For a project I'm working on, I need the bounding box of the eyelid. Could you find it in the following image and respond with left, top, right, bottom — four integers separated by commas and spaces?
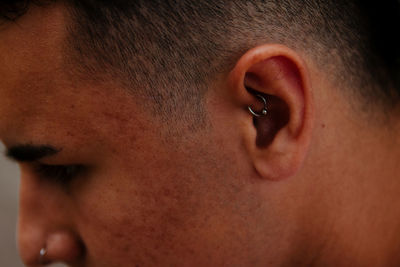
35, 164, 83, 184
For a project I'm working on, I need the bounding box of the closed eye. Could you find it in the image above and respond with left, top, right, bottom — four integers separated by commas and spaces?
35, 164, 83, 184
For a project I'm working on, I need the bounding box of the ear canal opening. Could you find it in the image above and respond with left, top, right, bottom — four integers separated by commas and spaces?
252, 95, 290, 148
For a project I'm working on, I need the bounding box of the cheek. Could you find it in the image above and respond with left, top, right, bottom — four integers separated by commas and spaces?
71, 136, 258, 265
72, 159, 212, 265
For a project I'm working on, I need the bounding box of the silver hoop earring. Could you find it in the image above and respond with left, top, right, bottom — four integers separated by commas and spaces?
248, 94, 268, 117
39, 247, 47, 264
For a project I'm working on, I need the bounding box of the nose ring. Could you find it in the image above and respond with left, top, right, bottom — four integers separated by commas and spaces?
248, 94, 268, 117
39, 247, 47, 264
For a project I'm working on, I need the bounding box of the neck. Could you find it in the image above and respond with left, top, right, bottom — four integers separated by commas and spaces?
293, 103, 400, 266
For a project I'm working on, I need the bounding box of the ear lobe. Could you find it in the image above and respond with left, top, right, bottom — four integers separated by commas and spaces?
230, 45, 314, 180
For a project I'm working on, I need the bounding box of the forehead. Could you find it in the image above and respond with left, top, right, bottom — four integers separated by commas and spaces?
0, 4, 143, 150
0, 5, 58, 138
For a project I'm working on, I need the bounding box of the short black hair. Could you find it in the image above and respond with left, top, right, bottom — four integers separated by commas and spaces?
1, 0, 400, 127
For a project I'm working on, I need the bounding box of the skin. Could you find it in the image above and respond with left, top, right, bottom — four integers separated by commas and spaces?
1, 3, 400, 267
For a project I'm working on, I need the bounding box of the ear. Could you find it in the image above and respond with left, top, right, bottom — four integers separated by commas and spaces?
228, 44, 314, 180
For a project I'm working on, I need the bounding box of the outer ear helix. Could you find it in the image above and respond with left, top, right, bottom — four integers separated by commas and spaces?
248, 94, 268, 117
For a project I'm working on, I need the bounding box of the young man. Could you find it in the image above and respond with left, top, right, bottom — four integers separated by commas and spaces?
0, 1, 399, 266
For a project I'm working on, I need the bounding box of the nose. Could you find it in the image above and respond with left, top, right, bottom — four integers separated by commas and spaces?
17, 171, 84, 266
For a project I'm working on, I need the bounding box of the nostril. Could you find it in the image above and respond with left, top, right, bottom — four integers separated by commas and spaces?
18, 228, 84, 266
17, 225, 45, 266
45, 231, 85, 264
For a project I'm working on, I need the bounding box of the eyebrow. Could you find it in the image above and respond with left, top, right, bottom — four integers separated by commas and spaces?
5, 145, 61, 162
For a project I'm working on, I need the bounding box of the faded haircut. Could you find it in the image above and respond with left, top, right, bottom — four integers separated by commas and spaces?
1, 0, 400, 126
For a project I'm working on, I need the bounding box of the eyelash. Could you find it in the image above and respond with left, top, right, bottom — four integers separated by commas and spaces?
35, 164, 83, 184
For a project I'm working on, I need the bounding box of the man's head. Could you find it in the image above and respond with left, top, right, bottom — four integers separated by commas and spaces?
0, 1, 400, 266
2, 0, 400, 121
